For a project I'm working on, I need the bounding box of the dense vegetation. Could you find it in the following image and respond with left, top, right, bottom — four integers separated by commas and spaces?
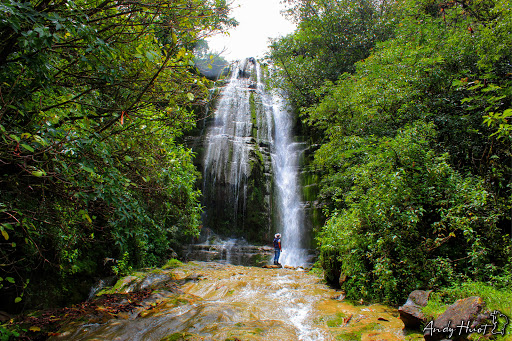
270, 0, 511, 304
0, 0, 235, 311
1, 0, 510, 321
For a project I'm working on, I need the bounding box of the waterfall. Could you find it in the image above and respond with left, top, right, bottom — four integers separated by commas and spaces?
201, 58, 309, 267
202, 59, 254, 233
269, 92, 307, 267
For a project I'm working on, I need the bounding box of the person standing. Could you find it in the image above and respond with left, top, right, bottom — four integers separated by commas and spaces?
273, 233, 282, 265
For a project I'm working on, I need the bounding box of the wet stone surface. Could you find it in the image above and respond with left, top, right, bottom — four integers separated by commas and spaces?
49, 262, 405, 341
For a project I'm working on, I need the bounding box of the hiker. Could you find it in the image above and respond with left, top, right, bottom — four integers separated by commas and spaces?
273, 233, 282, 265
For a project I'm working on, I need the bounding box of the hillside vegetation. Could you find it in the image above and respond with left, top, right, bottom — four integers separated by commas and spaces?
270, 0, 511, 304
0, 0, 235, 310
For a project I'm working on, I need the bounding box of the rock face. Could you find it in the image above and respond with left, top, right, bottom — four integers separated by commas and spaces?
423, 296, 486, 341
398, 290, 432, 328
182, 240, 273, 267
199, 59, 273, 245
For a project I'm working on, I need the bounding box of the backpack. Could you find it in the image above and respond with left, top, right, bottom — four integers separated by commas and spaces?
273, 238, 280, 249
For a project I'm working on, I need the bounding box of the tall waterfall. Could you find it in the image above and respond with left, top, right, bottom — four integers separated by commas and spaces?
202, 59, 254, 235
270, 95, 307, 267
201, 58, 308, 266
255, 64, 307, 267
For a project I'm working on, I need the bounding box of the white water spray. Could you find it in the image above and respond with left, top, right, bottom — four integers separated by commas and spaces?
270, 94, 308, 267
202, 58, 309, 267
202, 59, 253, 227
255, 63, 308, 267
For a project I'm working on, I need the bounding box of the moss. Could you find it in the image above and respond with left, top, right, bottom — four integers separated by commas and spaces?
324, 312, 348, 327
249, 91, 258, 138
333, 322, 381, 340
161, 332, 194, 341
162, 258, 184, 270
404, 331, 426, 341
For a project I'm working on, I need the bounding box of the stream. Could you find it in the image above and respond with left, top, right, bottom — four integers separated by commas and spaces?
51, 262, 407, 341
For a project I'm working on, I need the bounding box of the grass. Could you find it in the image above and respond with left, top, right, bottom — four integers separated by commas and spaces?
421, 281, 512, 340
162, 258, 184, 270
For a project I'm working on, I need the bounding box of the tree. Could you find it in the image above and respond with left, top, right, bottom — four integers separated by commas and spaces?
0, 0, 236, 311
272, 0, 511, 303
268, 0, 395, 111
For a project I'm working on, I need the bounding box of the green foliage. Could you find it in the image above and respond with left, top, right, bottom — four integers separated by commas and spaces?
193, 40, 230, 80
269, 0, 396, 110
112, 252, 133, 277
0, 325, 20, 341
423, 282, 512, 339
426, 282, 512, 317
0, 0, 235, 311
162, 258, 184, 270
272, 0, 512, 304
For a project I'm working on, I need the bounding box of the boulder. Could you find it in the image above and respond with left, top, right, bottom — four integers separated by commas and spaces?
399, 290, 432, 328
424, 296, 486, 341
408, 289, 433, 307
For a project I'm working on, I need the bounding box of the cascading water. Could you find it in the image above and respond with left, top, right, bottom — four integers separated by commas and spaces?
202, 59, 254, 233
200, 58, 309, 267
270, 94, 308, 267
254, 64, 308, 266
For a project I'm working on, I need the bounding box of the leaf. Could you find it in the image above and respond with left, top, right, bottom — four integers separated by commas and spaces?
15, 297, 22, 303
29, 326, 41, 332
31, 170, 46, 177
124, 155, 134, 162
1, 229, 9, 240
145, 51, 155, 62
187, 93, 195, 101
6, 277, 15, 284
84, 213, 92, 223
21, 143, 35, 152
82, 166, 95, 174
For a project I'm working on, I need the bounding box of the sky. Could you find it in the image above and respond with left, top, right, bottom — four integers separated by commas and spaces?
207, 0, 297, 61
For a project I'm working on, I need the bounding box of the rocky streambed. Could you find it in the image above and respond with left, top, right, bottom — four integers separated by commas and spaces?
15, 261, 412, 340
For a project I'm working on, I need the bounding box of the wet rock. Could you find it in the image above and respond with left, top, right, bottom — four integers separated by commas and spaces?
424, 296, 486, 341
331, 292, 346, 301
262, 264, 282, 269
399, 290, 432, 328
399, 304, 427, 328
138, 273, 173, 290
183, 241, 273, 266
183, 273, 203, 283
46, 262, 404, 341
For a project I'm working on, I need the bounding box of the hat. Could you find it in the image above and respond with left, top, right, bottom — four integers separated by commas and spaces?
275, 233, 281, 238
